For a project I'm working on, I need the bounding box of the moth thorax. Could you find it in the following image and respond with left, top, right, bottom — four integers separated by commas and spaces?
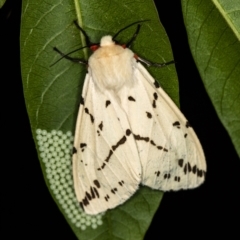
100, 36, 115, 47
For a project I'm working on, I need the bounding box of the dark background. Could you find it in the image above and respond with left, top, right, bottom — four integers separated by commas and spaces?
2, 0, 239, 239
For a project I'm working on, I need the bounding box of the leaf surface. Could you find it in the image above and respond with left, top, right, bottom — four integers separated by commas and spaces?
182, 0, 240, 157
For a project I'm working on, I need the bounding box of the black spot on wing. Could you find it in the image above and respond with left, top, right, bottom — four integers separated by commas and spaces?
86, 191, 92, 201
154, 80, 160, 88
128, 96, 136, 101
183, 162, 192, 174
82, 196, 89, 206
187, 162, 192, 172
197, 169, 203, 177
155, 171, 160, 177
105, 150, 113, 163
150, 140, 168, 152
80, 143, 87, 152
164, 173, 171, 179
111, 188, 118, 194
173, 121, 180, 129
79, 180, 101, 208
133, 131, 168, 152
104, 195, 110, 201
151, 91, 158, 108
153, 92, 158, 100
186, 121, 191, 128
112, 136, 127, 151
100, 163, 106, 169
192, 165, 197, 174
146, 112, 152, 118
156, 145, 168, 152
126, 129, 131, 136
80, 96, 84, 105
93, 179, 101, 188
90, 187, 95, 199
85, 108, 94, 123
98, 121, 103, 131
118, 180, 125, 186
179, 161, 205, 178
152, 100, 156, 108
93, 187, 99, 198
79, 202, 84, 210
106, 100, 111, 108
178, 159, 184, 167
80, 143, 87, 148
184, 133, 188, 138
174, 176, 181, 182
184, 164, 188, 174
72, 147, 77, 155
150, 140, 156, 146
133, 133, 149, 142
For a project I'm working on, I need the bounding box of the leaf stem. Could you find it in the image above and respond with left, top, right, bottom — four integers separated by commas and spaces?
74, 0, 88, 59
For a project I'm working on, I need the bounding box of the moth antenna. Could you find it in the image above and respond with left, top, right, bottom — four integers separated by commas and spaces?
125, 24, 141, 48
51, 46, 88, 66
112, 20, 150, 41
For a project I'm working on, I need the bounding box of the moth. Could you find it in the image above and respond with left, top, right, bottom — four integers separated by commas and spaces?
54, 21, 206, 215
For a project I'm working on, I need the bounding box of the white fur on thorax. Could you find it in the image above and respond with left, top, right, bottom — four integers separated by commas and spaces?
88, 36, 135, 92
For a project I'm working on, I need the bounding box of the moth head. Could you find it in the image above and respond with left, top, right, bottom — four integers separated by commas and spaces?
100, 36, 115, 47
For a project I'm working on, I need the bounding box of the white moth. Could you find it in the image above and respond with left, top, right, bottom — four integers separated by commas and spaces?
58, 23, 206, 215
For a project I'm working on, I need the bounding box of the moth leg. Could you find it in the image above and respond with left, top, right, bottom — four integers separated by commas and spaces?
73, 20, 91, 46
137, 57, 175, 68
52, 47, 87, 65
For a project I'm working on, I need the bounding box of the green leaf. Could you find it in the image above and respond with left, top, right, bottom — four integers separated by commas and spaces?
182, 0, 240, 157
21, 0, 177, 239
0, 0, 6, 8
212, 0, 240, 41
